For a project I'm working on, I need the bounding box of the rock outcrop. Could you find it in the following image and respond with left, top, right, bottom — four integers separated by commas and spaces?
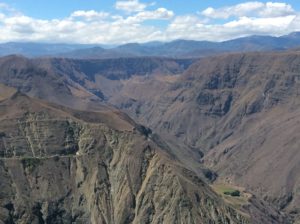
0, 89, 251, 224
0, 53, 295, 223
103, 52, 300, 222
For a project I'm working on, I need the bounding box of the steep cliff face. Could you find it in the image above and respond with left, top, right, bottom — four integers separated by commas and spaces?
0, 54, 294, 223
172, 53, 300, 220
0, 56, 192, 110
0, 55, 110, 111
0, 145, 249, 224
0, 90, 253, 224
103, 52, 300, 221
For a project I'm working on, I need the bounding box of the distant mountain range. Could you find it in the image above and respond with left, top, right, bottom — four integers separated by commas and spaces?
0, 42, 108, 57
1, 32, 300, 58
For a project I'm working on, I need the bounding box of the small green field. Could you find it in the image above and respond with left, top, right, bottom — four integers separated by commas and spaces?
211, 183, 251, 212
215, 185, 241, 196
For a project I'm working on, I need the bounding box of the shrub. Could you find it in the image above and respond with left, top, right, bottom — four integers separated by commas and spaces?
224, 190, 240, 197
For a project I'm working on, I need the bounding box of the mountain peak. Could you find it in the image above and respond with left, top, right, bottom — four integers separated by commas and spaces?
286, 31, 300, 38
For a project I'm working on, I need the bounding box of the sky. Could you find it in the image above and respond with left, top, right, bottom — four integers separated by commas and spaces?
0, 0, 300, 44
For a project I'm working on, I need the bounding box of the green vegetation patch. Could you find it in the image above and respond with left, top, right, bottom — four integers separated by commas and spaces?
213, 184, 240, 196
212, 183, 250, 218
224, 190, 240, 197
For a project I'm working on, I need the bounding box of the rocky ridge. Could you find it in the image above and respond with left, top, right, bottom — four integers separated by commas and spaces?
0, 86, 254, 224
0, 53, 295, 223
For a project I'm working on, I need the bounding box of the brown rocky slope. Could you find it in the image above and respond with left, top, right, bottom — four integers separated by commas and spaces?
102, 51, 300, 222
0, 54, 293, 223
0, 85, 256, 224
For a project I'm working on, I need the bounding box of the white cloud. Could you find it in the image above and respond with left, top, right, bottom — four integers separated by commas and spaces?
224, 15, 295, 29
165, 14, 299, 42
115, 0, 153, 13
259, 2, 294, 17
0, 2, 20, 16
0, 2, 14, 11
167, 15, 203, 35
138, 8, 174, 20
124, 8, 174, 23
0, 7, 171, 44
70, 10, 109, 21
0, 12, 5, 20
201, 1, 294, 19
0, 1, 299, 44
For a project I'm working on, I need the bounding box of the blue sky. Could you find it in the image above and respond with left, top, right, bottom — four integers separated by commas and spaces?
0, 0, 300, 43
4, 0, 300, 19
